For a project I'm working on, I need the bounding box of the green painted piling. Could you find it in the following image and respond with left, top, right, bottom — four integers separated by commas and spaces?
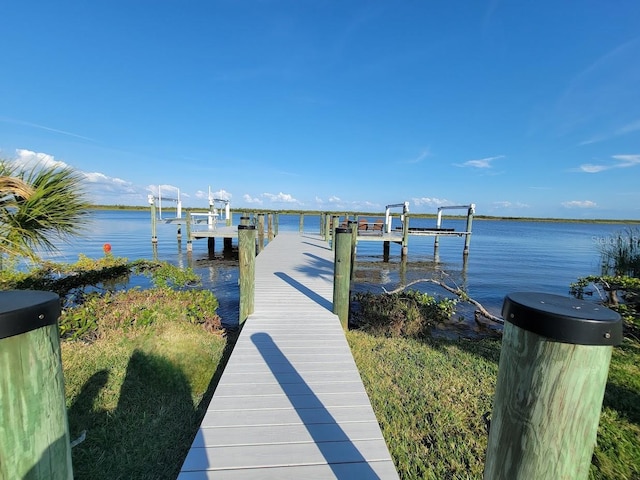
483, 292, 622, 480
267, 213, 274, 242
238, 225, 256, 324
333, 227, 353, 329
240, 216, 250, 226
324, 214, 331, 242
257, 214, 265, 254
0, 291, 73, 480
299, 213, 304, 233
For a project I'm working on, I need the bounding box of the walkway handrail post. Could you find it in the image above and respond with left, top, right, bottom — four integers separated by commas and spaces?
186, 211, 193, 252
299, 213, 304, 233
257, 214, 265, 254
463, 204, 475, 256
333, 227, 353, 329
0, 291, 73, 480
483, 292, 622, 480
238, 225, 256, 325
324, 214, 331, 242
267, 213, 274, 242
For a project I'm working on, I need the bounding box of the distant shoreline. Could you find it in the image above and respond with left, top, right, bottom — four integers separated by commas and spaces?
90, 204, 640, 225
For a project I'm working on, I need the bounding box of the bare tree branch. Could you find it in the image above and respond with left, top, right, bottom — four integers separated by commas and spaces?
382, 278, 504, 324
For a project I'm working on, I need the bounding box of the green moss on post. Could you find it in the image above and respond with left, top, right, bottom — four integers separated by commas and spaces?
238, 225, 256, 325
0, 291, 73, 480
333, 227, 353, 329
484, 292, 622, 480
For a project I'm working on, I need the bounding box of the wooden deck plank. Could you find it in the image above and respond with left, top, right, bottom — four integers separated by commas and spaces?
180, 232, 399, 479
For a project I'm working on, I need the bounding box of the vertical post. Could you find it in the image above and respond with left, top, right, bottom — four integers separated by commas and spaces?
240, 216, 250, 226
299, 213, 304, 233
238, 225, 256, 325
207, 237, 215, 257
274, 213, 279, 236
186, 211, 193, 252
333, 227, 353, 329
383, 241, 390, 262
226, 202, 231, 226
0, 291, 73, 480
434, 207, 442, 250
401, 213, 409, 258
257, 214, 265, 254
267, 213, 274, 242
320, 213, 325, 236
324, 214, 331, 242
149, 195, 158, 244
463, 204, 475, 256
484, 292, 622, 480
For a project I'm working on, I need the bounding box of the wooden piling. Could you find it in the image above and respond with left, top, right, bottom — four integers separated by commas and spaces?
463, 205, 474, 256
324, 214, 331, 242
207, 237, 215, 256
401, 213, 409, 257
274, 213, 279, 236
257, 214, 265, 254
484, 292, 622, 480
186, 211, 193, 252
383, 241, 390, 261
240, 216, 250, 226
0, 291, 73, 480
333, 227, 353, 329
299, 213, 304, 233
238, 225, 256, 325
267, 213, 274, 242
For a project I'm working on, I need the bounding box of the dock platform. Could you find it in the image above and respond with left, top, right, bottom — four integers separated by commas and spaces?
178, 232, 399, 479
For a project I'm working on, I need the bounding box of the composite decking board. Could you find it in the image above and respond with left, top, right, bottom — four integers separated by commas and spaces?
177, 460, 398, 480
181, 232, 399, 479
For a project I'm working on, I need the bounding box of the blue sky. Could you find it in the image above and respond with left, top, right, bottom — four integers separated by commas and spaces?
1, 1, 639, 219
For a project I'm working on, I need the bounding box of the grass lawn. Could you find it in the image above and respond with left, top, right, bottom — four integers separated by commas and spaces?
61, 288, 229, 480
348, 331, 640, 480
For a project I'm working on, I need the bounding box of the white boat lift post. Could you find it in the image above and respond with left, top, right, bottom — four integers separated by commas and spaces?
148, 186, 183, 244
384, 202, 410, 257
434, 203, 475, 255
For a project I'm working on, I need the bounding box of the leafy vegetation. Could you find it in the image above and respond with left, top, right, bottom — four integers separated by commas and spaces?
0, 160, 90, 262
350, 290, 457, 337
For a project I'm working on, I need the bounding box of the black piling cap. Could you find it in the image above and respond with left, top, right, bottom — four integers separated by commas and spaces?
238, 225, 256, 230
0, 290, 61, 339
335, 227, 352, 234
502, 292, 622, 346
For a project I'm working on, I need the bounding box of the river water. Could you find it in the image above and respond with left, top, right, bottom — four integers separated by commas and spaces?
38, 209, 636, 331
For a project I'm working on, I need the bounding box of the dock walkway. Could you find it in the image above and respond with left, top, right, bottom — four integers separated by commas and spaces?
178, 232, 399, 479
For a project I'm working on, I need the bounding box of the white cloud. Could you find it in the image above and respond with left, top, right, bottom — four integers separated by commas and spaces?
315, 196, 324, 204
457, 155, 504, 168
492, 201, 530, 209
412, 197, 452, 207
328, 196, 341, 203
262, 192, 299, 204
406, 148, 431, 164
577, 154, 640, 173
211, 189, 232, 201
84, 172, 136, 193
243, 194, 263, 205
13, 148, 68, 170
147, 184, 181, 197
562, 200, 597, 208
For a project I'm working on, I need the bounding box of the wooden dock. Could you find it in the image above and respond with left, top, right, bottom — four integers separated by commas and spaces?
178, 232, 399, 479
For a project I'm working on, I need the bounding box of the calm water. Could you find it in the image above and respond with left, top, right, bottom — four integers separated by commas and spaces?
39, 210, 637, 328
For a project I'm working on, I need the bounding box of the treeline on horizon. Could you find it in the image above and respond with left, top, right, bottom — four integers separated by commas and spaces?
90, 204, 638, 224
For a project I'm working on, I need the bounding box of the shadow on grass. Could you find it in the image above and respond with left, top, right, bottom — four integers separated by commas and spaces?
67, 333, 238, 480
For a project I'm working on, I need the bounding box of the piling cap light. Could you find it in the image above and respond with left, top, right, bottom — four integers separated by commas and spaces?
502, 292, 622, 346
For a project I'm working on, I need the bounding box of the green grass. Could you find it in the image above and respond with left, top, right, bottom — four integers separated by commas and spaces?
61, 288, 230, 480
347, 332, 640, 480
